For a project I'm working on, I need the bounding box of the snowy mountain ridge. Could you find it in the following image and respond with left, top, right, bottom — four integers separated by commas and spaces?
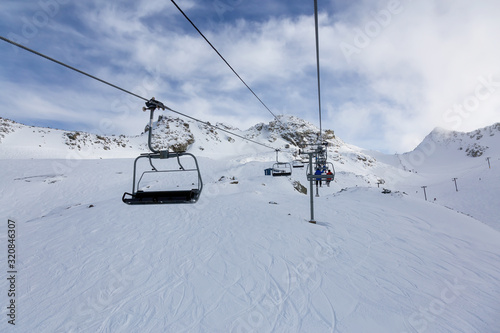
2, 115, 498, 162
413, 122, 500, 159
2, 116, 499, 156
0, 115, 344, 160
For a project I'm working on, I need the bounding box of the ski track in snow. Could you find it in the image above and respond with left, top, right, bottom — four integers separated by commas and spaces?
0, 151, 499, 333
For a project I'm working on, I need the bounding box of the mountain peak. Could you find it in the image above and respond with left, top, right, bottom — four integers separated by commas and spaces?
413, 123, 500, 159
247, 114, 337, 148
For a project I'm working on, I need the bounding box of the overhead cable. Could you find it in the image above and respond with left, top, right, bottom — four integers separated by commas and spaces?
313, 0, 323, 141
0, 35, 148, 103
170, 0, 285, 127
0, 35, 275, 151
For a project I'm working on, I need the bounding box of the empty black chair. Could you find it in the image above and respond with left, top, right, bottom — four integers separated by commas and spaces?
122, 98, 203, 205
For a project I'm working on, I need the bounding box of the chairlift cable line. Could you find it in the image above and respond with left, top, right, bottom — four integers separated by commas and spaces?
0, 35, 276, 151
0, 35, 148, 103
162, 107, 276, 150
170, 0, 286, 128
314, 0, 323, 141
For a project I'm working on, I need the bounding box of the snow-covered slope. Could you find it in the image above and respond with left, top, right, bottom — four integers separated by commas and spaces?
0, 158, 499, 332
0, 117, 144, 159
401, 123, 500, 170
0, 117, 499, 332
389, 124, 500, 230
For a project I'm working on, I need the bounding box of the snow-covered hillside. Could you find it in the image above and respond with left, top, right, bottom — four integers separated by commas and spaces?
0, 115, 338, 160
0, 117, 499, 332
390, 123, 500, 230
0, 117, 144, 159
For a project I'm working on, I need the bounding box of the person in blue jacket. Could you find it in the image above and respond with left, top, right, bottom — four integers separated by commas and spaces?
315, 168, 323, 187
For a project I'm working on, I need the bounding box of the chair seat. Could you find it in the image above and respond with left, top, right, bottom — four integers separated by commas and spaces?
272, 171, 292, 176
122, 189, 200, 205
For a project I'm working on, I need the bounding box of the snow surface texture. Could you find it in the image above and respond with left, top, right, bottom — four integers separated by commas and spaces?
0, 116, 499, 332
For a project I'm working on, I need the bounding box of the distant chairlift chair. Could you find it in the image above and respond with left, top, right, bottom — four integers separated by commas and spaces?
271, 149, 292, 177
272, 162, 292, 176
305, 143, 336, 186
122, 98, 203, 205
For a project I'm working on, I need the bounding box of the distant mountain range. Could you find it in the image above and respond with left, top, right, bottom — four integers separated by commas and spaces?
1, 115, 498, 163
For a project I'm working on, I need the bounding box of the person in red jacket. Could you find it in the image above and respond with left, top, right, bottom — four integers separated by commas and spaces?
326, 169, 333, 187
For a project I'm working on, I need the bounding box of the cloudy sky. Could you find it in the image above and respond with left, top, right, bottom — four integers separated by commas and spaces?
1, 0, 499, 153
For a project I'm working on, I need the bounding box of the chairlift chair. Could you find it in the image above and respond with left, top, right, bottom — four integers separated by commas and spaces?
271, 149, 292, 176
306, 161, 335, 182
305, 142, 336, 185
322, 161, 335, 179
122, 98, 203, 205
122, 152, 203, 204
292, 159, 305, 168
272, 162, 292, 176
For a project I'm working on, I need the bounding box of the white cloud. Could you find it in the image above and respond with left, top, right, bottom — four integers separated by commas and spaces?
319, 0, 500, 151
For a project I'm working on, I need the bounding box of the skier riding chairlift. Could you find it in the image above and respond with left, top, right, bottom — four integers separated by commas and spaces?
314, 168, 323, 187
